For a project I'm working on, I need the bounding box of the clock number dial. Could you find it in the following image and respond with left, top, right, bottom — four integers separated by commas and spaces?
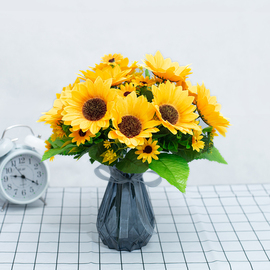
6, 168, 12, 174
19, 157, 25, 164
1, 153, 47, 202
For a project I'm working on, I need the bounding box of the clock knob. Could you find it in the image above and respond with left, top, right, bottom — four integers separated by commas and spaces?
0, 138, 14, 157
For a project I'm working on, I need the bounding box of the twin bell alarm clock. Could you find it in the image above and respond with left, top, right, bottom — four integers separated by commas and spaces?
0, 125, 49, 210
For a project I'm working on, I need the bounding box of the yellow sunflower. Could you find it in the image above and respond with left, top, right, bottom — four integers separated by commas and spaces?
195, 83, 230, 137
192, 129, 205, 152
50, 122, 66, 142
117, 83, 137, 97
62, 77, 117, 134
93, 55, 138, 76
180, 80, 197, 98
69, 127, 95, 146
101, 53, 123, 66
79, 65, 131, 86
38, 77, 80, 125
108, 92, 160, 148
143, 51, 192, 82
152, 81, 200, 135
118, 57, 138, 75
135, 138, 160, 163
132, 75, 156, 87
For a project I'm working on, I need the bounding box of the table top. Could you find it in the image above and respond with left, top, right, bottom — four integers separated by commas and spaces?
0, 184, 270, 270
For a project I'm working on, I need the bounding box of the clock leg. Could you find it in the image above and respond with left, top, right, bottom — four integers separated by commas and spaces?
39, 196, 47, 206
1, 200, 9, 212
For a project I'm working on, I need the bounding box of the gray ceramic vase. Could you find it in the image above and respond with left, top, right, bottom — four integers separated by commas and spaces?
96, 166, 155, 251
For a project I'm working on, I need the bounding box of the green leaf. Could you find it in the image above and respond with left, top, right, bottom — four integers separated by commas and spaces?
116, 149, 149, 174
89, 158, 95, 164
202, 126, 213, 133
143, 90, 154, 102
88, 141, 106, 163
62, 124, 72, 136
195, 146, 227, 164
74, 147, 90, 160
174, 148, 200, 162
149, 153, 189, 193
145, 69, 150, 78
48, 136, 70, 148
41, 144, 74, 161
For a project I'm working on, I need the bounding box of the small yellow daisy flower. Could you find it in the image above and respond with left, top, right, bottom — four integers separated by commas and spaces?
135, 138, 160, 163
104, 140, 112, 149
100, 149, 118, 164
192, 129, 205, 152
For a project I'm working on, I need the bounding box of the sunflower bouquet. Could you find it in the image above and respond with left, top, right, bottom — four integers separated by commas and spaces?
38, 51, 230, 192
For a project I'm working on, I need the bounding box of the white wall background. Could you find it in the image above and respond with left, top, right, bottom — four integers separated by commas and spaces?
0, 0, 269, 187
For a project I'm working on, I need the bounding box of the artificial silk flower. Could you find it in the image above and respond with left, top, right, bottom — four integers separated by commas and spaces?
62, 77, 116, 135
152, 80, 200, 135
108, 92, 160, 148
195, 83, 230, 137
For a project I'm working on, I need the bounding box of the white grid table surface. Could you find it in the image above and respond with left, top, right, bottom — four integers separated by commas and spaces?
0, 184, 270, 270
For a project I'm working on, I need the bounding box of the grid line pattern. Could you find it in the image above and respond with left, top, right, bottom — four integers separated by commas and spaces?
0, 184, 269, 270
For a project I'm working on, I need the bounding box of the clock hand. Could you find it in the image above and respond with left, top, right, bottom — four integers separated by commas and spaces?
11, 174, 38, 185
14, 166, 23, 176
24, 177, 39, 185
13, 166, 38, 185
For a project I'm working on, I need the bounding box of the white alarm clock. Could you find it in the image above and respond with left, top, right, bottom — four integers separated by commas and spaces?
0, 125, 49, 210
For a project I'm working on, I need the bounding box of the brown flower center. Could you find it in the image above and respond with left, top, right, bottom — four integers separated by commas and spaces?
79, 130, 86, 137
109, 58, 115, 63
159, 104, 179, 125
123, 91, 131, 97
118, 115, 142, 138
82, 98, 107, 121
143, 145, 152, 154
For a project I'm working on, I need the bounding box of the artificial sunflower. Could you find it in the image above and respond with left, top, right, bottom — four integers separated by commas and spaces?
135, 138, 160, 163
118, 57, 138, 74
108, 92, 160, 148
182, 80, 197, 98
195, 83, 230, 137
152, 81, 200, 135
62, 77, 116, 134
50, 122, 66, 141
38, 78, 80, 125
117, 83, 137, 97
69, 127, 94, 146
101, 53, 123, 66
143, 50, 192, 82
79, 65, 131, 86
132, 75, 156, 87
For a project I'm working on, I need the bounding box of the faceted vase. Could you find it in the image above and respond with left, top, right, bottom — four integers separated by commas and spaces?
96, 166, 155, 251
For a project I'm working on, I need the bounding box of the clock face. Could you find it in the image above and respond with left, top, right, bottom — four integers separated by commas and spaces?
1, 153, 48, 202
